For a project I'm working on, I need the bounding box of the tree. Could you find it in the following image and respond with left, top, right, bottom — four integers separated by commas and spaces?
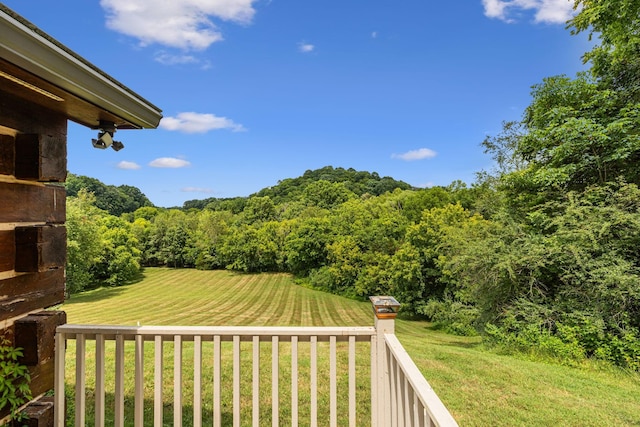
302, 180, 356, 209
570, 0, 640, 101
285, 217, 334, 275
243, 196, 277, 223
218, 221, 288, 272
66, 174, 154, 216
118, 184, 153, 211
93, 215, 142, 286
193, 210, 233, 270
326, 236, 363, 294
65, 190, 103, 293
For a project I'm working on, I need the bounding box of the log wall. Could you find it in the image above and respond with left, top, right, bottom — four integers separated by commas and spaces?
0, 90, 67, 423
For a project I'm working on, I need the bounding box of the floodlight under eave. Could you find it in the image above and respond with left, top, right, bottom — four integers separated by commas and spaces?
111, 140, 124, 151
92, 130, 113, 149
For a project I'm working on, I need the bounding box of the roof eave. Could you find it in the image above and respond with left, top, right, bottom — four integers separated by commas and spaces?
0, 7, 162, 129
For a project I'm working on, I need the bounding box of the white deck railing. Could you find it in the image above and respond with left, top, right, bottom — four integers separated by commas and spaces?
54, 300, 458, 426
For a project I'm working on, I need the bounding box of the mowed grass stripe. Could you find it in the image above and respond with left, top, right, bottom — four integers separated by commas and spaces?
213, 273, 282, 325
64, 269, 372, 327
265, 277, 295, 325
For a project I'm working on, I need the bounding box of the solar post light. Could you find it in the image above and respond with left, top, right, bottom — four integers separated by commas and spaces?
369, 296, 401, 319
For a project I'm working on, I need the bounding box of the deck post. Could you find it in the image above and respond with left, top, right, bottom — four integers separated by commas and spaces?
54, 329, 66, 427
370, 296, 400, 427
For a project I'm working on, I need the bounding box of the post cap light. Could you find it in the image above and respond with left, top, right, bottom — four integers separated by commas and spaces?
369, 296, 401, 319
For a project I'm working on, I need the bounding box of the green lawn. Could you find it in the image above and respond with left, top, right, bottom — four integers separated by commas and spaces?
61, 268, 640, 426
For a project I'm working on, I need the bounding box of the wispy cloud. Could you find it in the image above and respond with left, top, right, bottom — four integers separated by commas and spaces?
482, 0, 576, 24
160, 112, 246, 133
100, 0, 257, 51
371, 31, 378, 39
182, 187, 214, 193
154, 52, 199, 65
149, 157, 191, 168
298, 42, 315, 53
417, 182, 435, 188
391, 148, 437, 161
116, 161, 142, 170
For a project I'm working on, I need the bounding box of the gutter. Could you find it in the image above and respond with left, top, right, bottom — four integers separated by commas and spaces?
0, 5, 162, 129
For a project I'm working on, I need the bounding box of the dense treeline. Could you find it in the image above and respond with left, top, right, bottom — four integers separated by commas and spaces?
66, 0, 640, 370
66, 173, 154, 216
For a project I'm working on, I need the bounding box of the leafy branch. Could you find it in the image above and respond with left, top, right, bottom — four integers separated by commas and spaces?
0, 336, 32, 423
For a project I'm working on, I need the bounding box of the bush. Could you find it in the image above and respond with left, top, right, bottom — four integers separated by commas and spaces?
484, 323, 586, 366
484, 307, 640, 370
0, 337, 32, 422
419, 297, 479, 336
308, 267, 335, 291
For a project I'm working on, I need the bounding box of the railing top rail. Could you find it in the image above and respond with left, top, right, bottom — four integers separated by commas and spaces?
384, 333, 459, 427
57, 324, 376, 342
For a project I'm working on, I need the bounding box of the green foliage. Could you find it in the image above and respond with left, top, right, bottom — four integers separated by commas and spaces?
0, 336, 32, 423
242, 196, 277, 223
182, 167, 411, 210
447, 183, 640, 368
66, 191, 143, 293
93, 216, 142, 285
570, 0, 640, 101
285, 217, 333, 275
253, 166, 412, 204
419, 297, 479, 336
66, 190, 104, 294
66, 173, 153, 216
218, 221, 286, 272
302, 180, 356, 209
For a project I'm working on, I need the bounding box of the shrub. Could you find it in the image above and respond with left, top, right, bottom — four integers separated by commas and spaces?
419, 297, 479, 336
0, 336, 32, 422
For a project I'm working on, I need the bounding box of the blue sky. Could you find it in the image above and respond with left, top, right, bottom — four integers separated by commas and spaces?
3, 0, 590, 207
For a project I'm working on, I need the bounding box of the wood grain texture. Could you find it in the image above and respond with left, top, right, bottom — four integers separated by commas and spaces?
0, 182, 65, 223
0, 269, 65, 322
0, 134, 14, 176
15, 133, 67, 182
0, 229, 15, 272
15, 225, 66, 272
0, 86, 67, 137
15, 311, 67, 366
20, 396, 55, 427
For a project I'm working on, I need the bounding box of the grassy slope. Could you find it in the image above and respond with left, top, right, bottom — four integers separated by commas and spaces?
62, 268, 640, 426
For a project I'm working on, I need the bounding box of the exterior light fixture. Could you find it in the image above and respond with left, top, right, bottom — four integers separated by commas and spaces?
91, 120, 124, 151
369, 296, 401, 319
92, 130, 113, 149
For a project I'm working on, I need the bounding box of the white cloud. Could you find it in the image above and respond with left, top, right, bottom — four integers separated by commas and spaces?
298, 42, 315, 53
154, 52, 199, 65
534, 0, 575, 23
481, 0, 575, 24
182, 187, 214, 193
160, 112, 246, 133
371, 31, 378, 39
116, 161, 142, 170
149, 157, 191, 168
416, 182, 435, 189
100, 0, 257, 50
391, 148, 437, 161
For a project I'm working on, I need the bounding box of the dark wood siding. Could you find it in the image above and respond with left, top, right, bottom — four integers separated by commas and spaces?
0, 90, 67, 422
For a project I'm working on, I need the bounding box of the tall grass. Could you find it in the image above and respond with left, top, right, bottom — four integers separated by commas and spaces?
61, 268, 640, 426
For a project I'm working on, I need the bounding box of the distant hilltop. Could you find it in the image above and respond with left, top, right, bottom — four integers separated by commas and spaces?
183, 166, 414, 209
66, 166, 414, 214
